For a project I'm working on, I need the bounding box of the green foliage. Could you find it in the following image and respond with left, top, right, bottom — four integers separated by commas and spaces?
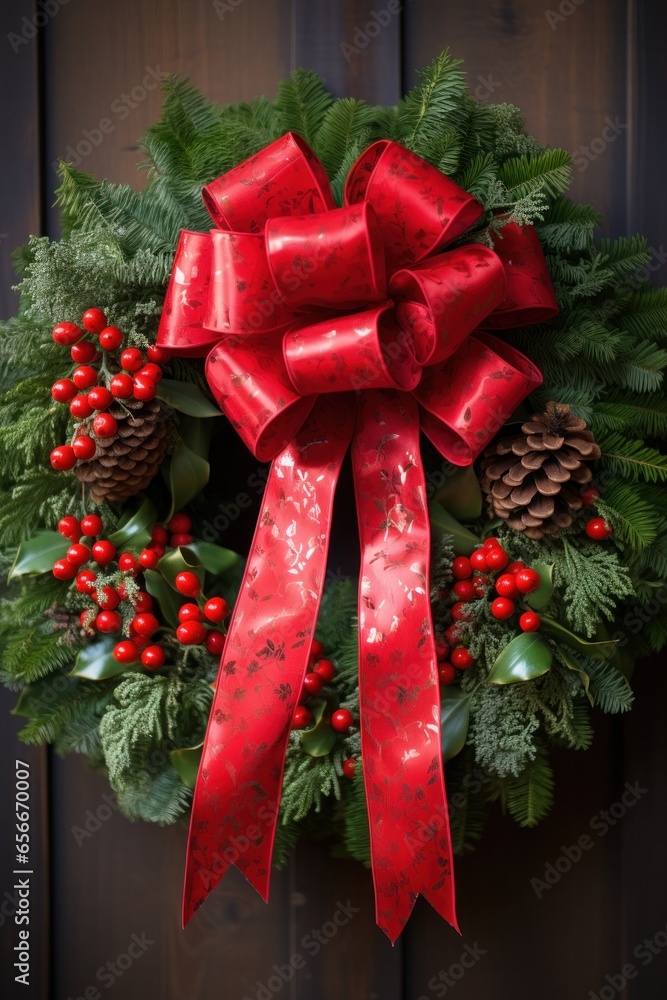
275, 68, 333, 146
396, 51, 468, 160
556, 539, 635, 637
503, 748, 554, 828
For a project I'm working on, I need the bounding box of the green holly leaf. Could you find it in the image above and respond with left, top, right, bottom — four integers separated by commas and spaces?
301, 698, 336, 757
435, 465, 483, 520
108, 497, 156, 553
155, 547, 205, 594
156, 379, 222, 418
526, 562, 555, 610
9, 531, 69, 580
540, 617, 617, 660
164, 416, 212, 519
170, 743, 203, 788
428, 500, 481, 555
70, 637, 133, 680
440, 686, 471, 762
560, 649, 594, 706
184, 541, 241, 576
487, 632, 553, 684
143, 568, 181, 627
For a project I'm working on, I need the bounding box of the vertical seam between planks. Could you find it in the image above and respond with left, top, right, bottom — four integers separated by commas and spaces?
624, 0, 637, 235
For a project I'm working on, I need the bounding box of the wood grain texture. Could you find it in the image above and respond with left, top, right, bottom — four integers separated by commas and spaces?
403, 0, 629, 238
0, 0, 41, 318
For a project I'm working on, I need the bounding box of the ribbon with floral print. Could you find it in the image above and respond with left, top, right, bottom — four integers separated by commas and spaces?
157, 132, 557, 942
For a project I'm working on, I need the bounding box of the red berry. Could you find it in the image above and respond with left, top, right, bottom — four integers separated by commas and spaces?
168, 512, 192, 533
581, 486, 601, 506
113, 640, 139, 664
58, 515, 81, 540
151, 525, 169, 545
445, 623, 463, 644
469, 549, 489, 572
170, 532, 193, 547
473, 574, 490, 596
99, 326, 123, 351
79, 610, 95, 632
137, 363, 163, 383
72, 434, 96, 460
109, 373, 134, 398
438, 662, 456, 685
66, 543, 90, 568
178, 603, 201, 622
51, 378, 77, 403
71, 340, 99, 364
292, 705, 313, 730
132, 591, 152, 612
313, 658, 336, 682
82, 308, 107, 334
507, 561, 526, 575
87, 386, 113, 410
491, 597, 515, 620
435, 638, 450, 661
80, 513, 103, 537
451, 556, 472, 580
331, 708, 354, 733
519, 611, 541, 632
72, 365, 98, 390
451, 647, 473, 670
118, 552, 138, 573
585, 517, 613, 540
69, 394, 93, 419
495, 573, 520, 599
514, 568, 541, 594
485, 547, 509, 571
52, 321, 83, 346
75, 569, 97, 594
342, 758, 356, 779
203, 596, 229, 623
94, 585, 120, 611
92, 412, 117, 438
483, 536, 501, 549
453, 580, 477, 602
147, 345, 171, 364
132, 613, 159, 637
52, 558, 76, 580
91, 539, 116, 566
50, 445, 76, 470
120, 347, 143, 372
141, 645, 166, 669
147, 541, 165, 558
310, 639, 325, 659
176, 620, 207, 645
132, 374, 157, 401
139, 548, 159, 569
175, 571, 200, 597
451, 601, 471, 622
303, 672, 324, 695
96, 610, 122, 633
204, 630, 225, 654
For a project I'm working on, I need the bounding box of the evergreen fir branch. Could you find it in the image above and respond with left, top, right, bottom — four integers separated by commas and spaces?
342, 767, 371, 864
280, 738, 344, 822
498, 148, 572, 202
558, 538, 635, 636
0, 622, 79, 685
504, 748, 554, 828
590, 390, 667, 437
313, 98, 373, 177
396, 51, 468, 159
568, 700, 594, 750
446, 748, 489, 854
585, 660, 634, 713
598, 432, 667, 483
454, 152, 497, 202
536, 197, 602, 252
595, 487, 660, 550
275, 68, 333, 146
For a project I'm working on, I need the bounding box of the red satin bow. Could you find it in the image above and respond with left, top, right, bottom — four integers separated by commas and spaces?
157, 132, 557, 942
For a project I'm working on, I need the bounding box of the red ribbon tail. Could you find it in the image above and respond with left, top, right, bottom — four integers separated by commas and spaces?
182, 396, 356, 926
352, 389, 458, 945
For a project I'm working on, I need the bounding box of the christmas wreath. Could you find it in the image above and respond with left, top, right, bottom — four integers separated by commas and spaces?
2, 51, 666, 939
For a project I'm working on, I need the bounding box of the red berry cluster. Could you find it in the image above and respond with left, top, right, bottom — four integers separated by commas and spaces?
580, 485, 613, 539
49, 308, 171, 472
290, 640, 356, 778
437, 538, 542, 685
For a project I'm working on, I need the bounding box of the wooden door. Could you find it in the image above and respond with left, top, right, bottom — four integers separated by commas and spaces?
2, 2, 666, 997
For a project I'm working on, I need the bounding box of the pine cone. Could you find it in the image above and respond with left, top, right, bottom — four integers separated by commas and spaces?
74, 398, 170, 504
479, 401, 601, 539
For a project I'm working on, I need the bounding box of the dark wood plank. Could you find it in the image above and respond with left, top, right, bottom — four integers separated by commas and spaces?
403, 0, 629, 237
0, 0, 41, 318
